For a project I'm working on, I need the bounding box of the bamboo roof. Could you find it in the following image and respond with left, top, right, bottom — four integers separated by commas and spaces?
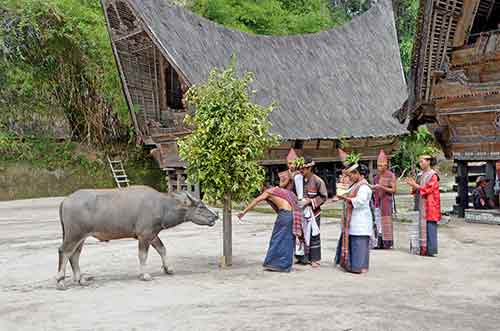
124, 0, 408, 140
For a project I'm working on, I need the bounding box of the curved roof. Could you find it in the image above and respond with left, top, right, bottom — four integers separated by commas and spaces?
127, 0, 408, 140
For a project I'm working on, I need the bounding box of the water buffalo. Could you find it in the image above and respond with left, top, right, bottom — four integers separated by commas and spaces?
56, 186, 217, 290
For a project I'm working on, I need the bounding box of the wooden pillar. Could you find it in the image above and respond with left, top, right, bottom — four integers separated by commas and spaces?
456, 160, 468, 218
270, 166, 277, 186
368, 160, 375, 183
176, 169, 182, 192
165, 170, 171, 193
158, 56, 167, 113
331, 163, 337, 196
485, 161, 496, 199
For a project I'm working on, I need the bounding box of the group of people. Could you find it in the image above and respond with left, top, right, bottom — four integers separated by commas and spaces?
238, 148, 442, 274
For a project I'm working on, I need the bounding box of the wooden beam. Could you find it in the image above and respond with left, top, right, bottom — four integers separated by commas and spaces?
425, 10, 438, 102
368, 160, 375, 183
176, 169, 181, 192
126, 0, 192, 87
112, 28, 143, 42
456, 160, 469, 217
153, 47, 160, 121
158, 54, 167, 113
130, 45, 153, 54
440, 12, 454, 68
453, 0, 481, 47
485, 0, 496, 26
486, 161, 496, 199
100, 0, 142, 138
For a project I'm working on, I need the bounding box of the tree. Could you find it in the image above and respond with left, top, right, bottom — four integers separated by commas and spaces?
393, 0, 419, 74
178, 60, 278, 266
190, 0, 420, 75
0, 0, 128, 144
190, 0, 349, 36
391, 126, 440, 177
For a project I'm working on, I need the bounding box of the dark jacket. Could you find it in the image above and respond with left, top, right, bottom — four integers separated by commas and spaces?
472, 187, 492, 209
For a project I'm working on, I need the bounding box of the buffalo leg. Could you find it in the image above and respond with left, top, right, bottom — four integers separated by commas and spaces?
151, 236, 173, 275
56, 238, 83, 290
69, 241, 90, 286
138, 237, 152, 281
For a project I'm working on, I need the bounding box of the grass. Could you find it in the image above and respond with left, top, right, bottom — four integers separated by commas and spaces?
0, 136, 166, 200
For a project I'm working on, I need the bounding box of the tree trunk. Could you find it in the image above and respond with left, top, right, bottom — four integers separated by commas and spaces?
222, 192, 232, 266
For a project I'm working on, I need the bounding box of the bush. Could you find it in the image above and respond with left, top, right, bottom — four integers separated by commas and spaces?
0, 0, 129, 145
391, 126, 441, 176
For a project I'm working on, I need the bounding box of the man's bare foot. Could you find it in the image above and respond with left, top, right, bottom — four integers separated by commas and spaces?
311, 262, 321, 268
361, 268, 369, 273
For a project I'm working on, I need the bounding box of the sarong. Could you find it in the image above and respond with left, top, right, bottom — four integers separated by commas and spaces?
374, 207, 393, 249
373, 171, 395, 249
335, 235, 370, 273
263, 209, 294, 272
426, 221, 438, 256
410, 170, 436, 256
335, 179, 369, 272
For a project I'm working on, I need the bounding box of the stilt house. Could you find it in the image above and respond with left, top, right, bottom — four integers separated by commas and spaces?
101, 0, 408, 196
395, 0, 500, 217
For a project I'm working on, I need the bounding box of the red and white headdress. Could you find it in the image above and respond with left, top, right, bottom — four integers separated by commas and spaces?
286, 148, 298, 162
377, 149, 388, 164
337, 148, 348, 163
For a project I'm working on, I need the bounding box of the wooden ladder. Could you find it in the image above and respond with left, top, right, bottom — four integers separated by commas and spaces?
107, 156, 130, 189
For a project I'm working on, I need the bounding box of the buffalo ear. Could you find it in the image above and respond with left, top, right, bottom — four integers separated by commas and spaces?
184, 192, 197, 206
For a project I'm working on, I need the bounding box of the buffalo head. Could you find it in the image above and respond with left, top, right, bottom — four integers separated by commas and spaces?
181, 192, 218, 227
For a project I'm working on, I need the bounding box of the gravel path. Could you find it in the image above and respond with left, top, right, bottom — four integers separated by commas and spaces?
1, 197, 499, 331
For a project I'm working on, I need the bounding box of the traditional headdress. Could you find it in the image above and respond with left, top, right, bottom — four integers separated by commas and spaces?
377, 149, 388, 164
344, 163, 359, 173
337, 148, 348, 164
303, 156, 315, 168
286, 148, 298, 162
343, 151, 361, 173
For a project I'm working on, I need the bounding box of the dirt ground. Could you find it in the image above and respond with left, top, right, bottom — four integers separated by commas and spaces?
1, 197, 500, 331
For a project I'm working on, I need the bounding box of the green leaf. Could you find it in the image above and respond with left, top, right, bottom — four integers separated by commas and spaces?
178, 58, 278, 203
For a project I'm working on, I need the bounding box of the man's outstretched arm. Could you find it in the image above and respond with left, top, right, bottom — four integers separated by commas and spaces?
238, 191, 270, 220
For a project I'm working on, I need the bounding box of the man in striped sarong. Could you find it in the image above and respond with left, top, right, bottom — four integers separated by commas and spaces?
238, 186, 302, 272
372, 149, 397, 249
292, 157, 327, 268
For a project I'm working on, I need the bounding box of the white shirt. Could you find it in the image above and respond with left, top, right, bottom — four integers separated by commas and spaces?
348, 184, 373, 236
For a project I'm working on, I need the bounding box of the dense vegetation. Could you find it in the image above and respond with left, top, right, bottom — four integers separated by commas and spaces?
178, 60, 278, 203
0, 0, 427, 199
0, 0, 420, 143
392, 126, 441, 176
190, 0, 350, 35
0, 0, 128, 145
0, 0, 159, 198
190, 0, 420, 72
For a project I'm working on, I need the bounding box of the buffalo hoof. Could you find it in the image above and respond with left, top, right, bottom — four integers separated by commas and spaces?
162, 266, 174, 275
56, 280, 67, 291
139, 273, 152, 281
78, 276, 93, 286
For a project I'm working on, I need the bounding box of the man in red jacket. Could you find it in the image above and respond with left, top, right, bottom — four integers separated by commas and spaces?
406, 155, 441, 256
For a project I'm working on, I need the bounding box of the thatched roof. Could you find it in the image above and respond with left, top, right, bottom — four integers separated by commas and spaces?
126, 0, 407, 140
